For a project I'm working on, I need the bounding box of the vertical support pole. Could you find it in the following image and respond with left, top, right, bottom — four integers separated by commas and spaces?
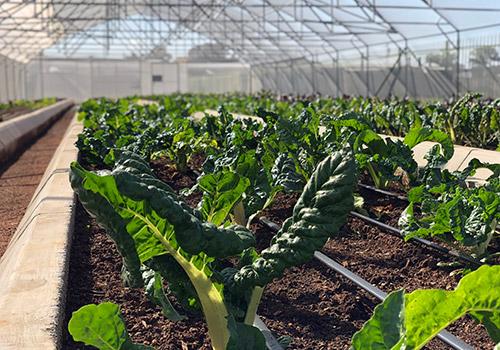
139, 59, 143, 96
24, 65, 28, 100
360, 51, 365, 96
89, 57, 94, 98
40, 55, 44, 99
336, 52, 341, 97
456, 30, 460, 96
366, 47, 370, 96
176, 61, 180, 92
405, 40, 409, 97
3, 57, 10, 101
114, 61, 118, 97
311, 58, 316, 94
249, 65, 253, 94
12, 61, 17, 99
3, 57, 9, 101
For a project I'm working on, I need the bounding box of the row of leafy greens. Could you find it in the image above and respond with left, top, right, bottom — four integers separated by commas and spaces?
70, 95, 499, 350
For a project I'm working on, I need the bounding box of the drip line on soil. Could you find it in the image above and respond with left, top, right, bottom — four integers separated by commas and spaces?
259, 217, 474, 350
357, 183, 408, 201
254, 316, 284, 350
348, 211, 483, 267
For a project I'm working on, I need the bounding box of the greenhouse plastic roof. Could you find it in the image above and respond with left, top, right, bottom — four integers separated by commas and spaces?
1, 0, 500, 63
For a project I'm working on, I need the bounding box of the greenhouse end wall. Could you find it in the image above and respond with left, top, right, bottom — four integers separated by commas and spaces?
0, 55, 28, 102
15, 58, 260, 103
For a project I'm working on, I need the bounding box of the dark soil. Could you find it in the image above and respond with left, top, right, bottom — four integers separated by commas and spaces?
323, 215, 495, 348
65, 157, 496, 349
258, 260, 380, 349
358, 186, 407, 226
0, 108, 74, 257
258, 190, 495, 348
64, 203, 212, 350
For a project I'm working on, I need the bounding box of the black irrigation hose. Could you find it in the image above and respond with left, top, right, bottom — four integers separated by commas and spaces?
358, 183, 408, 201
349, 211, 483, 267
259, 217, 474, 350
313, 252, 474, 350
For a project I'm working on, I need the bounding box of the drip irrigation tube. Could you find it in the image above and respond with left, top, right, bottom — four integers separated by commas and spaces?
349, 211, 483, 267
314, 252, 474, 350
259, 217, 474, 350
358, 183, 408, 201
254, 316, 284, 350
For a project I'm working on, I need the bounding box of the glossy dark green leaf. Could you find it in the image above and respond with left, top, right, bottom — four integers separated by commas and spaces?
232, 145, 356, 289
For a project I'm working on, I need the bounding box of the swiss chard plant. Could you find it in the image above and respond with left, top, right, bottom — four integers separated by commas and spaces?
348, 125, 453, 189
399, 159, 500, 257
68, 145, 356, 349
352, 264, 500, 349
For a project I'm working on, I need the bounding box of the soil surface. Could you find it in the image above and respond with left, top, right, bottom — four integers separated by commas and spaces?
64, 203, 212, 350
257, 190, 495, 349
0, 109, 73, 257
65, 158, 496, 349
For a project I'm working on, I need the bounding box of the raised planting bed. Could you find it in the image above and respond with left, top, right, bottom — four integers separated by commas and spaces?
0, 98, 74, 166
0, 98, 58, 123
64, 154, 496, 349
0, 111, 82, 349
2, 95, 499, 350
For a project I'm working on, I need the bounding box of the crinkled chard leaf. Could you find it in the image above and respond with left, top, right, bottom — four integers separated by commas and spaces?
399, 185, 499, 255
271, 153, 305, 192
231, 145, 356, 290
70, 151, 257, 350
198, 170, 250, 226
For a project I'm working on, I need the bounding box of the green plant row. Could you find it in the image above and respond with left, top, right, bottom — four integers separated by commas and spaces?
0, 97, 57, 113
76, 96, 499, 256
69, 95, 499, 350
145, 92, 500, 150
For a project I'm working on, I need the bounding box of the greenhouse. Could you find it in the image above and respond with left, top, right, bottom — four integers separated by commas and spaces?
0, 1, 499, 350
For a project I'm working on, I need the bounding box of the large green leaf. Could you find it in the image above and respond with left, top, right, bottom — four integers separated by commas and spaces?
352, 265, 500, 349
70, 152, 257, 350
68, 302, 152, 350
232, 145, 356, 289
